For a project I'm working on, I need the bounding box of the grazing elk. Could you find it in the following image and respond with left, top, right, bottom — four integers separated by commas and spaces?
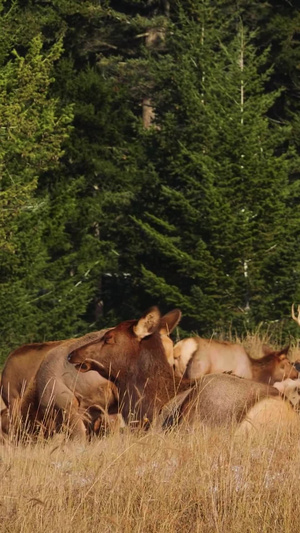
68, 307, 300, 435
173, 337, 298, 384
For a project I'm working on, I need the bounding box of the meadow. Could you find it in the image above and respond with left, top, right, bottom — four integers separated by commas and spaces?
1, 422, 300, 533
1, 335, 300, 533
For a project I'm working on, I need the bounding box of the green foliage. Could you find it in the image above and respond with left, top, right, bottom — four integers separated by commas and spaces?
124, 4, 300, 335
0, 31, 74, 360
1, 0, 300, 363
0, 35, 72, 250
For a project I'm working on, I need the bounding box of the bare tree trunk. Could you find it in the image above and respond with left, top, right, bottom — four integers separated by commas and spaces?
142, 97, 156, 129
142, 23, 167, 128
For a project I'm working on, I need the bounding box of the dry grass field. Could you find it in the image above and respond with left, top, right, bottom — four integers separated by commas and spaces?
1, 416, 300, 532
1, 333, 300, 533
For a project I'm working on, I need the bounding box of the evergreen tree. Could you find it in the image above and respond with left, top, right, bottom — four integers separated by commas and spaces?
124, 2, 300, 335
0, 0, 165, 360
2, 0, 300, 359
0, 33, 75, 360
49, 0, 173, 325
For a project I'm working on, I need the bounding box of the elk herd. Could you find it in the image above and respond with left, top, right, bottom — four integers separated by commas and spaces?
1, 305, 300, 442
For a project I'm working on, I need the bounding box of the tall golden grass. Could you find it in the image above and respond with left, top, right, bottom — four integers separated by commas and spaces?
1, 423, 300, 533
1, 333, 300, 532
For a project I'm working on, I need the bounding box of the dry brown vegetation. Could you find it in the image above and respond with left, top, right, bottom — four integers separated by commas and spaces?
1, 417, 300, 532
223, 331, 300, 363
1, 332, 300, 533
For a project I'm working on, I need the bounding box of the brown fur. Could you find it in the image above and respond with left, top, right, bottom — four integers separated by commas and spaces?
1, 331, 120, 440
159, 309, 181, 366
69, 309, 190, 425
250, 346, 298, 383
1, 340, 65, 409
0, 311, 180, 440
235, 397, 300, 438
173, 337, 298, 385
68, 308, 300, 434
1, 309, 181, 412
274, 378, 300, 410
0, 374, 5, 411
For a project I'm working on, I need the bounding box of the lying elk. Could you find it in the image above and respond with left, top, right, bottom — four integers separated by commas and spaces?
68, 307, 300, 436
0, 310, 181, 440
173, 337, 298, 384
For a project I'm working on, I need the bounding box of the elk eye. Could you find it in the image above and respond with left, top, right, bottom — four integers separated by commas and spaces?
74, 363, 87, 371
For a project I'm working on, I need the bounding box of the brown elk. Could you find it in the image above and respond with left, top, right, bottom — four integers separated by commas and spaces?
68, 307, 300, 435
1, 309, 181, 411
1, 340, 65, 410
173, 337, 298, 384
0, 310, 181, 440
1, 331, 119, 440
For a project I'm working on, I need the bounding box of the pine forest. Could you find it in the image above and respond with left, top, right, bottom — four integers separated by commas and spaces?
1, 0, 300, 363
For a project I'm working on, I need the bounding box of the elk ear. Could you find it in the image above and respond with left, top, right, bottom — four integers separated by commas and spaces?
278, 345, 290, 360
262, 344, 274, 355
159, 309, 182, 336
133, 307, 161, 340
